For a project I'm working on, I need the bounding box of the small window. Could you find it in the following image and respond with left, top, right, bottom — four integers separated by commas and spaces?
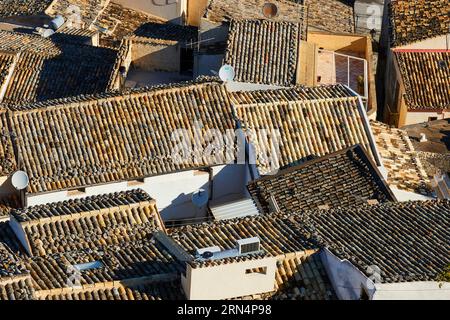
262, 3, 278, 18
127, 178, 145, 187
428, 117, 438, 122
67, 187, 86, 196
245, 267, 267, 275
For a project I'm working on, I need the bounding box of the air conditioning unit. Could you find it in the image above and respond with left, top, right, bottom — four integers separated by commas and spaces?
237, 237, 260, 255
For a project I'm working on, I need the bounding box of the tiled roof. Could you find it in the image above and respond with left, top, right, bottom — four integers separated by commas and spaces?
0, 31, 122, 107
248, 145, 395, 214
271, 252, 335, 300
204, 0, 307, 25
37, 280, 184, 300
25, 240, 183, 291
12, 190, 165, 256
93, 1, 165, 46
224, 19, 303, 86
234, 86, 376, 174
169, 213, 315, 268
9, 81, 236, 194
0, 30, 61, 56
0, 53, 14, 88
0, 0, 52, 17
0, 277, 35, 300
395, 50, 450, 111
231, 252, 336, 300
287, 200, 450, 283
133, 22, 198, 43
48, 0, 109, 27
0, 109, 16, 177
230, 84, 353, 105
389, 0, 450, 47
0, 243, 27, 277
370, 120, 431, 195
306, 0, 355, 33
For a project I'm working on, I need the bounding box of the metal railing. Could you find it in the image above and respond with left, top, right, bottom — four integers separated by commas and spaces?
317, 49, 369, 109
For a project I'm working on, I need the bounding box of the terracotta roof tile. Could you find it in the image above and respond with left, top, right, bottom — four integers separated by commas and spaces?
9, 81, 236, 194
12, 190, 165, 256
287, 200, 450, 283
389, 0, 450, 47
0, 277, 35, 300
0, 0, 52, 17
225, 19, 303, 86
0, 109, 16, 177
371, 120, 432, 195
25, 240, 183, 291
234, 86, 376, 173
395, 50, 450, 111
306, 0, 355, 33
248, 145, 395, 214
169, 213, 315, 267
0, 31, 124, 107
204, 0, 307, 24
37, 279, 184, 300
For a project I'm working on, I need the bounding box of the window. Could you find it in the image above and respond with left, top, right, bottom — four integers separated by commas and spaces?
67, 187, 86, 196
245, 267, 267, 275
428, 117, 438, 122
262, 3, 278, 18
127, 178, 145, 187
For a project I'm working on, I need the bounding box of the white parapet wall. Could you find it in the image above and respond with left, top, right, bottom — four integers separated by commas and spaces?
25, 164, 249, 221
181, 256, 277, 300
373, 282, 450, 300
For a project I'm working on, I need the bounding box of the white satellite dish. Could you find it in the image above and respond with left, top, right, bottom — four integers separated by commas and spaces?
219, 65, 235, 82
11, 171, 29, 190
192, 189, 209, 208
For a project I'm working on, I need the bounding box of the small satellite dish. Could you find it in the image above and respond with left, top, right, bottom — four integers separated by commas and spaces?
11, 171, 29, 190
192, 188, 209, 208
219, 65, 235, 82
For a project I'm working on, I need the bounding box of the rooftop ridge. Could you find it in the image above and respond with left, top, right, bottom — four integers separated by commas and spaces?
6, 76, 223, 112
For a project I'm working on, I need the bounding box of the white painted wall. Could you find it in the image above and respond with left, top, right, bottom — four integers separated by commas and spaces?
320, 249, 376, 300
322, 249, 450, 300
181, 257, 277, 300
390, 186, 435, 202
397, 35, 450, 50
405, 111, 450, 126
26, 164, 249, 221
114, 0, 187, 23
373, 282, 450, 300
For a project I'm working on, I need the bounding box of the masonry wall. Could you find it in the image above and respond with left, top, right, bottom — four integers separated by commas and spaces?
131, 40, 180, 72
114, 0, 187, 23
181, 257, 277, 300
187, 0, 208, 26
